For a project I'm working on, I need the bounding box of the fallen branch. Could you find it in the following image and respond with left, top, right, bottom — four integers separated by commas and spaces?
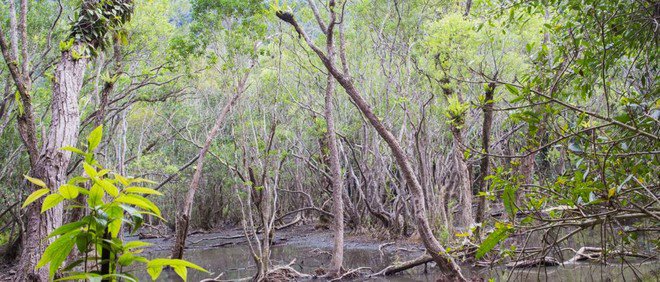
370, 254, 433, 277
329, 267, 372, 281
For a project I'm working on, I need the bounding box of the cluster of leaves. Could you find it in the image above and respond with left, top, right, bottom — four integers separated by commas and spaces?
444, 95, 470, 128
22, 126, 207, 281
68, 0, 134, 56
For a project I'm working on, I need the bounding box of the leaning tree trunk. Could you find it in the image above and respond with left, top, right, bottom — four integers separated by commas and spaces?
171, 77, 247, 260
276, 10, 465, 281
17, 46, 87, 282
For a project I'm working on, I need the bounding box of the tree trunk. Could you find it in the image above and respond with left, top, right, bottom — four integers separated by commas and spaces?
474, 83, 495, 237
171, 81, 246, 260
17, 47, 87, 281
450, 126, 474, 229
325, 72, 345, 276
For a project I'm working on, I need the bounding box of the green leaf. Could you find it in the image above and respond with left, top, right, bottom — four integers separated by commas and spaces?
36, 233, 76, 279
87, 125, 103, 151
25, 175, 47, 188
58, 184, 80, 199
115, 194, 161, 216
60, 146, 86, 155
124, 240, 153, 250
147, 265, 163, 281
55, 273, 101, 281
22, 188, 51, 208
476, 222, 513, 259
173, 265, 188, 281
147, 258, 208, 281
42, 194, 65, 213
99, 179, 119, 197
88, 184, 104, 208
124, 186, 163, 196
502, 185, 517, 219
504, 84, 519, 95
47, 221, 86, 239
83, 162, 97, 178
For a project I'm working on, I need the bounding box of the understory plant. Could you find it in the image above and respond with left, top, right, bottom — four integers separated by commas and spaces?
22, 126, 207, 281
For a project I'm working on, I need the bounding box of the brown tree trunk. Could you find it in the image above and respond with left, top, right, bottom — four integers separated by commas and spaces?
276, 10, 465, 280
474, 83, 495, 237
450, 126, 474, 229
171, 73, 249, 259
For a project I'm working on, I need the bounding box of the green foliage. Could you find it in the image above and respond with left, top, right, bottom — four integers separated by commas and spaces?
22, 126, 207, 281
444, 95, 470, 128
69, 0, 134, 56
476, 222, 513, 259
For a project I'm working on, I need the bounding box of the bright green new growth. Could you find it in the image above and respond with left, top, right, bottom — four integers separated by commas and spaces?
22, 125, 208, 281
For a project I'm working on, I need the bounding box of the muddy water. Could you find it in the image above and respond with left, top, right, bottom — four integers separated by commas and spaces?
135, 243, 659, 281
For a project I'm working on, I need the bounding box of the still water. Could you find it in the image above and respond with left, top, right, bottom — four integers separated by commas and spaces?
134, 243, 659, 281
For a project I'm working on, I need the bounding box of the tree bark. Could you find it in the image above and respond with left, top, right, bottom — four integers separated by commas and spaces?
474, 83, 495, 237
276, 10, 465, 281
17, 46, 87, 282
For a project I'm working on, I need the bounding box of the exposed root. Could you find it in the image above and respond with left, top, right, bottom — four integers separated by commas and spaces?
264, 259, 312, 281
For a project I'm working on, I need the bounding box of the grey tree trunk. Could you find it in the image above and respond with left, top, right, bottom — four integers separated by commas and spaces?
17, 46, 87, 281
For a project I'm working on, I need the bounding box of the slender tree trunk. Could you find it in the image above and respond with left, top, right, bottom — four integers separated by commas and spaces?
325, 71, 344, 277
321, 4, 345, 276
171, 76, 248, 259
276, 10, 465, 280
475, 83, 495, 237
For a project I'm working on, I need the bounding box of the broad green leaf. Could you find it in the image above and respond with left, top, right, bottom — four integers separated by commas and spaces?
42, 194, 65, 213
124, 240, 153, 250
106, 205, 124, 238
58, 184, 80, 199
47, 221, 85, 239
88, 184, 104, 208
22, 188, 50, 208
147, 265, 163, 281
115, 194, 161, 216
25, 175, 47, 188
83, 162, 97, 178
59, 146, 86, 155
502, 185, 517, 219
55, 273, 101, 281
87, 125, 103, 151
504, 84, 519, 95
99, 179, 119, 197
124, 186, 163, 196
173, 265, 188, 281
476, 222, 513, 259
36, 233, 76, 279
114, 173, 129, 186
147, 258, 208, 274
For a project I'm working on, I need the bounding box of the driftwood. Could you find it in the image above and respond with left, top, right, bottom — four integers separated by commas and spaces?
506, 256, 560, 268
329, 267, 372, 281
370, 254, 433, 277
